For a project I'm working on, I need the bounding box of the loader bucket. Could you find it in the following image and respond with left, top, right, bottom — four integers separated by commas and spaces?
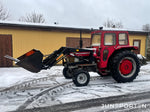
16, 49, 43, 73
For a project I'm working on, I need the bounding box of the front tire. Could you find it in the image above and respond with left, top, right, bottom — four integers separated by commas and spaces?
73, 70, 90, 87
63, 67, 72, 79
111, 51, 140, 83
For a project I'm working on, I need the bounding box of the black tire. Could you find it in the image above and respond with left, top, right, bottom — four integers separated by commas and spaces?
73, 70, 90, 87
111, 51, 140, 83
63, 67, 72, 79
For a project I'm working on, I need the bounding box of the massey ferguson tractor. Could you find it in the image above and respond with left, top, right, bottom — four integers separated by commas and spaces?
5, 29, 140, 87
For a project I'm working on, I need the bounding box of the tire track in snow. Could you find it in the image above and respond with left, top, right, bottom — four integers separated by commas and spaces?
0, 74, 62, 95
16, 76, 150, 111
1, 74, 150, 96
16, 81, 73, 111
16, 77, 103, 110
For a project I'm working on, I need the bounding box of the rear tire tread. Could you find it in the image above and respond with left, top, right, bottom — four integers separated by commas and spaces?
111, 51, 140, 83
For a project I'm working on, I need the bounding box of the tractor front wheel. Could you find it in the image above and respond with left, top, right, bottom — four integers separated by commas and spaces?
111, 51, 140, 83
73, 70, 90, 87
63, 67, 72, 79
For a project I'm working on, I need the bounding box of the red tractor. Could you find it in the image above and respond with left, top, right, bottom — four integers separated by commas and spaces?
5, 29, 140, 87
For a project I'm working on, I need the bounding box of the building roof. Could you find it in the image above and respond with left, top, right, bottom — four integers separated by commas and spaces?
0, 21, 91, 33
0, 21, 149, 35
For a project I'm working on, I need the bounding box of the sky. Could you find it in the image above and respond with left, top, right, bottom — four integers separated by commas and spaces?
0, 0, 150, 30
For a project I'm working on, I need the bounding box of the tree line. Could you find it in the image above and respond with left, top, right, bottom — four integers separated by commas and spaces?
0, 2, 46, 23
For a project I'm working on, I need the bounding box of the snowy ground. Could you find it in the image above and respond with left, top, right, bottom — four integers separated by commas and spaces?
0, 63, 150, 112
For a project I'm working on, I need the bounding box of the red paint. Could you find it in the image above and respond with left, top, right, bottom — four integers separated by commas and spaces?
69, 30, 138, 76
26, 50, 35, 56
119, 59, 133, 75
91, 30, 137, 74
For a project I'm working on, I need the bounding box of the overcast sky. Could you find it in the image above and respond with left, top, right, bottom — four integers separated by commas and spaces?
1, 0, 150, 30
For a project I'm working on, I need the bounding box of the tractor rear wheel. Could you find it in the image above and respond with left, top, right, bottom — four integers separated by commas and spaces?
63, 67, 72, 79
73, 70, 90, 87
111, 51, 140, 83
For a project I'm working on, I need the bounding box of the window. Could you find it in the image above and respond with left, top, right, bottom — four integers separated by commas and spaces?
119, 33, 128, 45
104, 33, 116, 45
92, 33, 101, 46
133, 40, 141, 54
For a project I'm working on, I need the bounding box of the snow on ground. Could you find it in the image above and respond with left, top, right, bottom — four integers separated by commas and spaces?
0, 63, 150, 112
0, 66, 64, 88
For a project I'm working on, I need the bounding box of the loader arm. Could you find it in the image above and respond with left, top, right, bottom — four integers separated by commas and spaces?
42, 47, 93, 69
5, 47, 93, 73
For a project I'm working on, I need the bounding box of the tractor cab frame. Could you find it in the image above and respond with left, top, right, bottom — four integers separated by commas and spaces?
91, 30, 138, 75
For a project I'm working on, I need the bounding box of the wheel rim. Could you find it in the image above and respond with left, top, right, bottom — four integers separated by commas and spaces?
119, 57, 136, 77
77, 73, 87, 84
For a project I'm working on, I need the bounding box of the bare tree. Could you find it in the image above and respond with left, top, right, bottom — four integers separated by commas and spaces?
103, 19, 123, 28
0, 3, 9, 20
142, 24, 150, 32
19, 12, 45, 23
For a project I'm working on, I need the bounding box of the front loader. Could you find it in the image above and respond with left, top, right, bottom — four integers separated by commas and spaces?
5, 29, 140, 87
